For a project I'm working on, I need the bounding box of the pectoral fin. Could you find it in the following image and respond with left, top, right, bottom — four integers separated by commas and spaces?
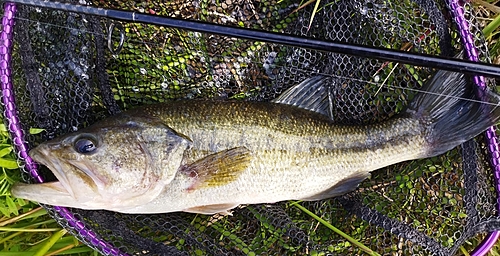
184, 203, 239, 215
181, 147, 251, 191
300, 172, 370, 201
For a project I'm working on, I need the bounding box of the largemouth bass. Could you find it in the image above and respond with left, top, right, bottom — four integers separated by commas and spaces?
11, 71, 500, 214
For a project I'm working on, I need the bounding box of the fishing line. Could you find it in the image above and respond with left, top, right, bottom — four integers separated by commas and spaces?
304, 72, 500, 107
346, 77, 500, 107
15, 6, 500, 107
390, 85, 500, 107
106, 43, 498, 107
14, 17, 101, 36
9, 0, 500, 78
15, 16, 200, 57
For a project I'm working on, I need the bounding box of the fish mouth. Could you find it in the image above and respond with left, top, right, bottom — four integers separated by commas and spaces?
29, 146, 77, 198
67, 160, 106, 189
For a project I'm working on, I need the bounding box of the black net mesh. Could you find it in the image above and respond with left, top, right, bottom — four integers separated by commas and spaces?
5, 0, 500, 255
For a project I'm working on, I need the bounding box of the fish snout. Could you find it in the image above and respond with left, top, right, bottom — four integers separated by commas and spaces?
28, 147, 45, 162
45, 140, 65, 150
28, 142, 61, 163
29, 139, 70, 158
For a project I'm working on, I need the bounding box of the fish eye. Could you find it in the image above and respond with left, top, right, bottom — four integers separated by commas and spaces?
74, 136, 98, 154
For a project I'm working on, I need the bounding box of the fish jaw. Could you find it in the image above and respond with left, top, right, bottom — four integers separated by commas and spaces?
23, 142, 135, 209
11, 182, 88, 208
12, 146, 125, 209
16, 142, 104, 207
11, 182, 68, 198
10, 181, 123, 209
29, 144, 78, 198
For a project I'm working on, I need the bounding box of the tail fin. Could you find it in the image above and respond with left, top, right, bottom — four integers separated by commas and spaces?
407, 70, 500, 156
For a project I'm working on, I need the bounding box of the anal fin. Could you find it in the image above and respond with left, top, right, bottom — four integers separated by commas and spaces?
301, 172, 370, 201
184, 203, 239, 215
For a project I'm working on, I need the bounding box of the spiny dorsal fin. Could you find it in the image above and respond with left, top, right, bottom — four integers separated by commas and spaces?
181, 147, 251, 191
272, 76, 333, 119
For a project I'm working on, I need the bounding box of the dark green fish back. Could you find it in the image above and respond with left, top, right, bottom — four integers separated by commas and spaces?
124, 100, 427, 156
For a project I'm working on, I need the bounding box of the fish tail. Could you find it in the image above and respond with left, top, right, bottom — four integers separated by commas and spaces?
407, 70, 500, 156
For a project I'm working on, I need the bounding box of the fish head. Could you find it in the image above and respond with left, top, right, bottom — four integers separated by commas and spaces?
13, 114, 192, 210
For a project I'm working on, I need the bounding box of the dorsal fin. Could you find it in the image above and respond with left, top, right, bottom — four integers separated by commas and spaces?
272, 76, 333, 119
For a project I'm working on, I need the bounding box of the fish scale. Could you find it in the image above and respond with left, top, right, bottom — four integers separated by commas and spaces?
11, 72, 500, 214
125, 101, 428, 213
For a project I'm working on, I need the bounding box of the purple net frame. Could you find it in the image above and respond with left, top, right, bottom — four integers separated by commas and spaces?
0, 1, 499, 255
0, 2, 126, 256
448, 0, 500, 255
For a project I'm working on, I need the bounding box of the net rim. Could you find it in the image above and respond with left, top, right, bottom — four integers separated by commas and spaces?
0, 1, 498, 255
0, 2, 125, 256
448, 0, 500, 254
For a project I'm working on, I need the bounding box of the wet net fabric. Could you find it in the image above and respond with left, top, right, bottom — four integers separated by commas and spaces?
4, 0, 500, 255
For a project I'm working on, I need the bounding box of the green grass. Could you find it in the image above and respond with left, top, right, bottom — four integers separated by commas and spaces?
0, 127, 95, 255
